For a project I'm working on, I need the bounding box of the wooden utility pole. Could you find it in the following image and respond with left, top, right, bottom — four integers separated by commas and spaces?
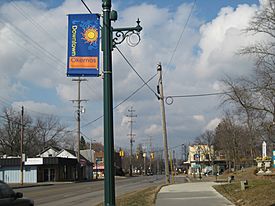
149, 136, 153, 172
20, 106, 24, 185
127, 106, 137, 176
157, 63, 170, 184
72, 77, 87, 180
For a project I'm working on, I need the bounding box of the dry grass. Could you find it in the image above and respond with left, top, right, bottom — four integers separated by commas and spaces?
214, 167, 275, 206
96, 185, 162, 206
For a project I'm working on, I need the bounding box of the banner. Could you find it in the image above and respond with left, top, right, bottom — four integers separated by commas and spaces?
67, 14, 100, 77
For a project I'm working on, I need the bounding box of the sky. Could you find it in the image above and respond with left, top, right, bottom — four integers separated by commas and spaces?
0, 0, 267, 157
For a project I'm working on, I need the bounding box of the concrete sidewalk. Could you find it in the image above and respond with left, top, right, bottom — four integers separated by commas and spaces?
156, 182, 235, 206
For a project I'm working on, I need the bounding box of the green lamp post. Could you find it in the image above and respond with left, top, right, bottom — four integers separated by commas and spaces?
102, 1, 142, 205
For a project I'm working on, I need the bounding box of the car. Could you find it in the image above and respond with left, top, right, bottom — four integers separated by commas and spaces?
0, 180, 34, 206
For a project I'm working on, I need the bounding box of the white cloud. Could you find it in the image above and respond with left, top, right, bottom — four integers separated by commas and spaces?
193, 115, 205, 121
204, 118, 221, 131
12, 100, 58, 115
0, 1, 267, 148
145, 124, 161, 136
195, 4, 258, 79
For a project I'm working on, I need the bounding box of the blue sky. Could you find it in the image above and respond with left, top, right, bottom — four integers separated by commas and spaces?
0, 0, 265, 157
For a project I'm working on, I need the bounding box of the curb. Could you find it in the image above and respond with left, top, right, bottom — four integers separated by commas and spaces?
11, 183, 54, 189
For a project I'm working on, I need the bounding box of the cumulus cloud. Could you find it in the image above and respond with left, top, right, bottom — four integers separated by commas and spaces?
0, 0, 267, 148
204, 118, 221, 131
193, 115, 205, 121
12, 100, 58, 114
145, 124, 161, 136
195, 4, 258, 79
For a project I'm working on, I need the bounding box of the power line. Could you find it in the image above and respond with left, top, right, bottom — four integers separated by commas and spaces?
78, 0, 160, 129
166, 0, 197, 68
80, 74, 157, 129
165, 91, 232, 105
167, 91, 232, 98
0, 93, 73, 121
115, 46, 159, 98
80, 0, 93, 14
10, 1, 65, 49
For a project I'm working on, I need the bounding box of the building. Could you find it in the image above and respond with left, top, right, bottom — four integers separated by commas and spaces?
93, 150, 123, 178
187, 144, 214, 175
0, 146, 94, 183
187, 144, 227, 175
94, 151, 104, 178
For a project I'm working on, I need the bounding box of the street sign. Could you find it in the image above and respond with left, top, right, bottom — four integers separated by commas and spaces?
67, 14, 100, 77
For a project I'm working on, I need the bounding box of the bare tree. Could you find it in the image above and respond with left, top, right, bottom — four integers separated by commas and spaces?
0, 108, 25, 156
194, 130, 215, 166
220, 1, 275, 157
214, 113, 252, 170
35, 115, 67, 151
0, 107, 70, 157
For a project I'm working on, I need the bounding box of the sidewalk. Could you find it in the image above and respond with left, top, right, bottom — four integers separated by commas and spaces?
156, 181, 235, 206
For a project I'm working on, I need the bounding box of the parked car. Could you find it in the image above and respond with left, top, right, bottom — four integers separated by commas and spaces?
0, 181, 34, 206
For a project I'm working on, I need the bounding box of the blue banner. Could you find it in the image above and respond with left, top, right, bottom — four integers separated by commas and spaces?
67, 14, 100, 77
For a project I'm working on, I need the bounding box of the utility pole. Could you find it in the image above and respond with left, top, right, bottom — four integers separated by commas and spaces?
173, 150, 176, 176
182, 144, 186, 162
143, 146, 147, 175
198, 146, 202, 180
20, 106, 24, 185
157, 63, 170, 184
72, 77, 87, 180
149, 136, 153, 173
127, 106, 137, 176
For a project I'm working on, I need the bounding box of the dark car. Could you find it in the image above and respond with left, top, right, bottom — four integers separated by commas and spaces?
0, 181, 34, 206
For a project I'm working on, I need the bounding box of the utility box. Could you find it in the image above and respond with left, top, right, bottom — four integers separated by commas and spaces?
227, 175, 234, 183
241, 180, 248, 190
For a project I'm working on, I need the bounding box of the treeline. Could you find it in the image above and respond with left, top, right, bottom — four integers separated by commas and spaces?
0, 107, 74, 157
196, 1, 275, 169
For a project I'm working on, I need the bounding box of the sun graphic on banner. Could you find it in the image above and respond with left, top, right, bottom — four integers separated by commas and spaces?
82, 27, 98, 44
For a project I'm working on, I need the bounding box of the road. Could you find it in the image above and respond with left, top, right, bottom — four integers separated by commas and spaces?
14, 175, 165, 206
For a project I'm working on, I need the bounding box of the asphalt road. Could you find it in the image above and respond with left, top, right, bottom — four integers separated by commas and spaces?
14, 175, 166, 206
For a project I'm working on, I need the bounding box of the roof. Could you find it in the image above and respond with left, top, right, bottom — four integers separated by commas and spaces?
57, 149, 92, 165
37, 146, 61, 156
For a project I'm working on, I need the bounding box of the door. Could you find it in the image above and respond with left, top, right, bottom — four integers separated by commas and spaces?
50, 169, 55, 181
44, 169, 49, 182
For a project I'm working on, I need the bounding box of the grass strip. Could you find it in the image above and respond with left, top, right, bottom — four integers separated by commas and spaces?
214, 179, 275, 206
96, 185, 163, 206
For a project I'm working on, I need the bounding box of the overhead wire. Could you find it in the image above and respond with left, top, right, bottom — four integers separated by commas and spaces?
167, 91, 232, 99
0, 6, 100, 119
0, 19, 66, 69
78, 0, 160, 129
166, 0, 197, 69
115, 46, 159, 98
80, 0, 93, 14
0, 113, 74, 134
10, 1, 66, 50
80, 74, 157, 129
